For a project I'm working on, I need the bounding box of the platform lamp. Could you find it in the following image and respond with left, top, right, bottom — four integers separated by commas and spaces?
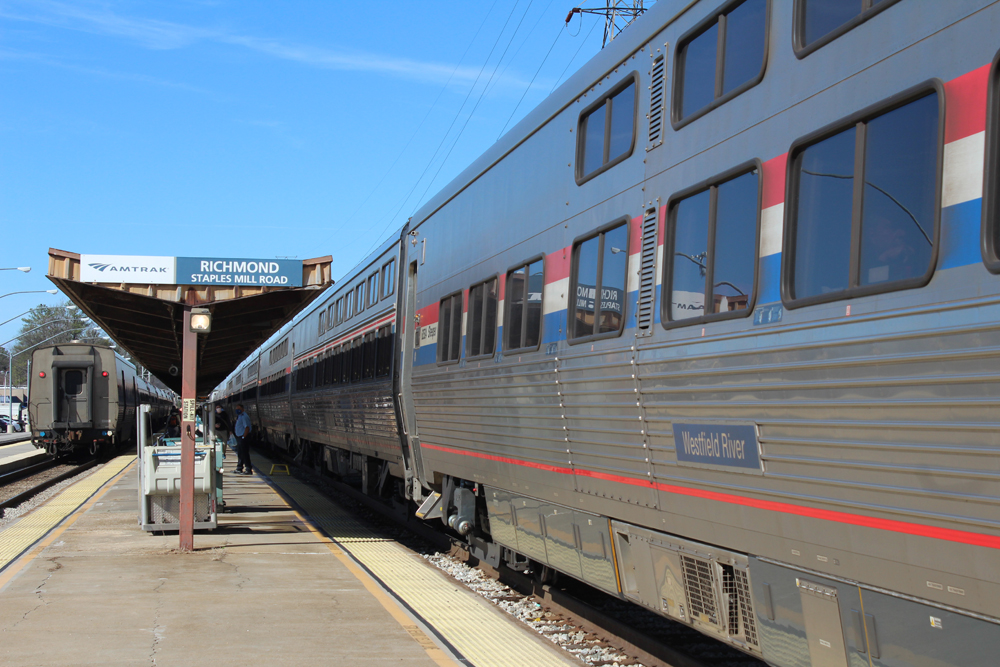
0, 267, 31, 273
179, 306, 212, 552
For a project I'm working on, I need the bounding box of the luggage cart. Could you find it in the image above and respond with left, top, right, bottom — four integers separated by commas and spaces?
137, 404, 222, 532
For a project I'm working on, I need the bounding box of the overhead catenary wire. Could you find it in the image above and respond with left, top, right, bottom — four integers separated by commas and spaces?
317, 0, 502, 254
357, 0, 527, 261
497, 21, 563, 140
410, 0, 535, 217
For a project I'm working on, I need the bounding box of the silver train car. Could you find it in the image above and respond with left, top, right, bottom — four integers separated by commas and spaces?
29, 342, 173, 456
215, 2, 1000, 665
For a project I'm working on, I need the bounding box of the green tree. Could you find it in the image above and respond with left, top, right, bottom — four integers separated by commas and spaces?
6, 303, 111, 385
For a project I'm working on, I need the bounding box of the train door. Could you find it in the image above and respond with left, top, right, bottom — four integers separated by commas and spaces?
398, 259, 426, 491
60, 367, 90, 425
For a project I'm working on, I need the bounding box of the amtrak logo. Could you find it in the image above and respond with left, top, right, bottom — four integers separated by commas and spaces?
86, 262, 167, 273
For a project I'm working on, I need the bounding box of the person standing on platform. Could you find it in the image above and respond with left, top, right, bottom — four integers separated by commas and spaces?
233, 404, 253, 475
214, 405, 232, 457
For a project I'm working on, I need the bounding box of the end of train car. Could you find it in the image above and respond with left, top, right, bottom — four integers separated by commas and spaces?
28, 342, 173, 457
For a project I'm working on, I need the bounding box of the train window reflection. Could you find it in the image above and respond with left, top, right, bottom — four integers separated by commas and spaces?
675, 0, 767, 125
859, 96, 937, 286
787, 89, 939, 306
795, 0, 902, 56
571, 221, 629, 341
793, 128, 855, 299
666, 167, 758, 327
505, 259, 544, 351
577, 76, 637, 183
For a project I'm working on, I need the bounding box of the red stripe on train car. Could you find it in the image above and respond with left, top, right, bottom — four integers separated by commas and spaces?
762, 153, 788, 210
944, 64, 989, 144
546, 248, 571, 283
421, 443, 1000, 550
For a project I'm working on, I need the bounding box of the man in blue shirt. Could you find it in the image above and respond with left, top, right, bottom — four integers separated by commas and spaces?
233, 404, 253, 475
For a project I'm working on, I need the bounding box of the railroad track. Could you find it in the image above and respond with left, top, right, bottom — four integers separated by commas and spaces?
0, 458, 97, 518
265, 451, 766, 667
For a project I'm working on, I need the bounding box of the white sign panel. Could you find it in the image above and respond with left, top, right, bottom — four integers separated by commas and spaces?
80, 255, 177, 284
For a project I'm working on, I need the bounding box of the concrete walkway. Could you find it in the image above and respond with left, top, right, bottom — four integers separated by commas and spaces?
0, 461, 451, 667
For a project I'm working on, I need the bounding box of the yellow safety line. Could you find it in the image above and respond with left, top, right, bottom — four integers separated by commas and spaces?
0, 456, 136, 588
255, 479, 459, 667
256, 466, 573, 667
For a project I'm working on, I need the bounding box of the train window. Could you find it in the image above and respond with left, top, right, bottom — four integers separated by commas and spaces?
505, 258, 544, 351
335, 298, 343, 325
368, 273, 379, 307
665, 164, 759, 327
570, 220, 629, 341
318, 311, 326, 336
984, 49, 1000, 272
345, 291, 355, 320
376, 325, 393, 377
576, 75, 637, 184
437, 292, 463, 363
362, 332, 377, 379
466, 277, 498, 359
785, 86, 941, 307
64, 370, 84, 394
351, 338, 364, 382
356, 283, 365, 314
794, 0, 902, 58
327, 304, 334, 329
382, 259, 396, 298
673, 0, 767, 128
340, 345, 352, 384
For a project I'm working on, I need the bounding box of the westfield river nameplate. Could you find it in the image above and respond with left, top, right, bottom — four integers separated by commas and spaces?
672, 422, 762, 473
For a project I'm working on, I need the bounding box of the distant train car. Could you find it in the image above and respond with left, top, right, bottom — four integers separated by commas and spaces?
29, 342, 172, 457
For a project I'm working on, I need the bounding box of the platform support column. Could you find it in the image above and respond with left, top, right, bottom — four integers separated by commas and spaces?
179, 306, 197, 552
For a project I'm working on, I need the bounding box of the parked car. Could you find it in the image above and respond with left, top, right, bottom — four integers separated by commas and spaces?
0, 415, 24, 432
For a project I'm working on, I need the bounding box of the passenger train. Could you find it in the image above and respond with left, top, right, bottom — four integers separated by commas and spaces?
213, 2, 1000, 665
29, 342, 174, 457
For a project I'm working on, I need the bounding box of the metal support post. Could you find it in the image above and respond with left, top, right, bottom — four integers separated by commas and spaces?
179, 306, 197, 551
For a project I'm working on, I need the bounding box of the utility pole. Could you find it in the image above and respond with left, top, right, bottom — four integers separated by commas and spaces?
565, 1, 646, 48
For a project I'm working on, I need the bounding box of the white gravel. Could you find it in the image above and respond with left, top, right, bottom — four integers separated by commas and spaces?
0, 465, 101, 529
424, 552, 646, 667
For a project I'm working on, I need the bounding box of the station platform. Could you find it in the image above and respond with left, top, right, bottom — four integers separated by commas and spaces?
0, 452, 578, 667
0, 437, 44, 475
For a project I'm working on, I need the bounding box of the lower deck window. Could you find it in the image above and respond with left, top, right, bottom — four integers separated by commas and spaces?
666, 167, 758, 325
571, 222, 629, 340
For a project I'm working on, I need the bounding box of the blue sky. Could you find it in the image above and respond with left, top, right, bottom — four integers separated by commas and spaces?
0, 0, 614, 325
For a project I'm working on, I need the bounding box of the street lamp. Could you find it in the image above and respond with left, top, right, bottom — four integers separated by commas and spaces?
0, 267, 31, 273
0, 290, 58, 300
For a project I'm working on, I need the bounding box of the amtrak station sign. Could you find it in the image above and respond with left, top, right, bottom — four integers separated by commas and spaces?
80, 255, 303, 287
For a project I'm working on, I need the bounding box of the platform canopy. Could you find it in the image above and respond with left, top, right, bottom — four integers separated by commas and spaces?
47, 249, 332, 396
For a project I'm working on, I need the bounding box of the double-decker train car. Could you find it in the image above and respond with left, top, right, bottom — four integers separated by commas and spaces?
29, 342, 173, 456
214, 2, 1000, 665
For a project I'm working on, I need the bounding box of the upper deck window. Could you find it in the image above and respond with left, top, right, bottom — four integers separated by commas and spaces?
576, 75, 637, 184
784, 86, 941, 307
367, 273, 379, 307
505, 258, 544, 351
570, 220, 629, 341
673, 0, 767, 127
382, 258, 396, 298
794, 0, 902, 57
664, 164, 759, 327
